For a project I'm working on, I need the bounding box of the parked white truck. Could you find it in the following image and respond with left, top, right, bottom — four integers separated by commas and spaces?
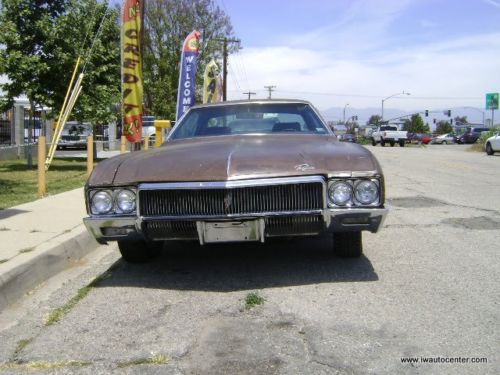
371, 125, 407, 147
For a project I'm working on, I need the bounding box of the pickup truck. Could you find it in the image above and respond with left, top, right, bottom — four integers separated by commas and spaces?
371, 125, 407, 147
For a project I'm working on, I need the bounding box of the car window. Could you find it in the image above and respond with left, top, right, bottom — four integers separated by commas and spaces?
169, 103, 328, 140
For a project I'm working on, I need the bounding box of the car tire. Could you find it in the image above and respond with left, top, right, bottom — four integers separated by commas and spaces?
442, 140, 447, 145
333, 232, 362, 258
486, 142, 494, 155
371, 139, 376, 146
399, 140, 405, 147
390, 141, 395, 147
118, 240, 163, 263
380, 139, 385, 147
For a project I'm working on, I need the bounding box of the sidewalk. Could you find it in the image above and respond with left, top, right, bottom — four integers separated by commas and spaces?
0, 188, 101, 311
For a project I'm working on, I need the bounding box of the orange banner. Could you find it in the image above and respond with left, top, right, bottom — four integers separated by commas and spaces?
121, 0, 143, 143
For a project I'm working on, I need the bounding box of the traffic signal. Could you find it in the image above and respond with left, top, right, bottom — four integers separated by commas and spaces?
450, 119, 453, 124
425, 110, 429, 117
433, 118, 436, 124
447, 110, 451, 117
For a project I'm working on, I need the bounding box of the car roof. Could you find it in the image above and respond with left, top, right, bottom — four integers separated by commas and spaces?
189, 99, 313, 110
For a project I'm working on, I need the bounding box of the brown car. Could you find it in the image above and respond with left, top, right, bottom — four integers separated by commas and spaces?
84, 100, 388, 262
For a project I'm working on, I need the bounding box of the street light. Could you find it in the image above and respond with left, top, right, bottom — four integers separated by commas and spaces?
343, 103, 349, 124
381, 92, 410, 121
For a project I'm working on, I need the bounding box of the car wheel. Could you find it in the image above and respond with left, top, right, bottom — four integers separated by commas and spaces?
390, 141, 395, 147
486, 142, 494, 155
118, 240, 163, 263
380, 139, 385, 147
371, 138, 376, 146
399, 140, 405, 147
442, 140, 447, 145
333, 232, 362, 258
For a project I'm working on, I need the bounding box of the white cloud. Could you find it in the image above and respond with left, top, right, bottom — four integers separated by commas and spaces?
228, 31, 500, 113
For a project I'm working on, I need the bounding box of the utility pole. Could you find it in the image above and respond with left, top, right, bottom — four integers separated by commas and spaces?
243, 91, 256, 100
264, 85, 276, 99
214, 37, 240, 101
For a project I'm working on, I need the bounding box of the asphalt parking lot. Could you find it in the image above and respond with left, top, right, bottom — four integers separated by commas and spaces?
0, 143, 498, 374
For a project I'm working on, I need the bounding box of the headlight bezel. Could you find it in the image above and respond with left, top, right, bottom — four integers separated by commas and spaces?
327, 178, 381, 208
88, 187, 137, 216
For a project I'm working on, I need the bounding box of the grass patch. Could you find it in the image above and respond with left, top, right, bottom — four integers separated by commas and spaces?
467, 143, 484, 152
0, 360, 89, 371
245, 292, 265, 309
19, 247, 35, 254
0, 157, 90, 209
117, 354, 170, 368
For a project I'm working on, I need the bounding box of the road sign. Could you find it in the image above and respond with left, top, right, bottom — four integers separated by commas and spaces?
486, 93, 499, 110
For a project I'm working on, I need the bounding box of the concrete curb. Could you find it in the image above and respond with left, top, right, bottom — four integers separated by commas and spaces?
0, 225, 101, 311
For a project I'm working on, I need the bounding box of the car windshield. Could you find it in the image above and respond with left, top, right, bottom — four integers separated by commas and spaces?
169, 103, 329, 140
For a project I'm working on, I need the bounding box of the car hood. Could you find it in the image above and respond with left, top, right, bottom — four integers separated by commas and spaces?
88, 134, 381, 186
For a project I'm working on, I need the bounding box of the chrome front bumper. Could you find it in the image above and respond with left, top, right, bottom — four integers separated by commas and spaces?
84, 207, 388, 245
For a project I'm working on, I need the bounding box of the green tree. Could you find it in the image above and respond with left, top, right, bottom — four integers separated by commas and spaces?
143, 0, 236, 119
401, 119, 411, 131
407, 113, 429, 133
0, 0, 120, 124
367, 114, 382, 125
436, 121, 453, 134
454, 116, 468, 125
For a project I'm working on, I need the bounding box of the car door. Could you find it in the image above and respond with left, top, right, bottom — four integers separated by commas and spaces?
491, 133, 500, 150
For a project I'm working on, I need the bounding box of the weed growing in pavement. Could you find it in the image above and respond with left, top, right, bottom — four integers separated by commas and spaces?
0, 226, 10, 231
29, 229, 40, 233
44, 283, 94, 326
245, 292, 265, 309
44, 264, 119, 326
0, 259, 8, 264
14, 338, 33, 356
0, 360, 89, 371
19, 247, 35, 254
117, 354, 170, 368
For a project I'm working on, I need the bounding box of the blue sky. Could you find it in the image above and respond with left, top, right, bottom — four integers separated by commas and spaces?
216, 0, 500, 117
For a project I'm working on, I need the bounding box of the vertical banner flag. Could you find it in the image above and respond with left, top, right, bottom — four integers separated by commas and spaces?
176, 31, 201, 121
203, 60, 221, 104
121, 0, 144, 143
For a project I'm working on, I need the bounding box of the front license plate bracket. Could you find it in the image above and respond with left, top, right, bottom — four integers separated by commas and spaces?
196, 219, 265, 245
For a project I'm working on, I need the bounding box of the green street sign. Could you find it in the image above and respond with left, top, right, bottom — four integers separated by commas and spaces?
486, 93, 499, 110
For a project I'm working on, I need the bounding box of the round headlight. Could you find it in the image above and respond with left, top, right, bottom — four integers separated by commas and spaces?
91, 191, 113, 214
116, 189, 136, 213
354, 180, 379, 205
329, 182, 352, 206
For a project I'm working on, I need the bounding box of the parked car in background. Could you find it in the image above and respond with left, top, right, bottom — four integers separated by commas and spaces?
431, 133, 456, 144
339, 133, 357, 143
84, 100, 388, 262
485, 132, 500, 155
457, 127, 490, 144
57, 122, 92, 150
407, 133, 432, 144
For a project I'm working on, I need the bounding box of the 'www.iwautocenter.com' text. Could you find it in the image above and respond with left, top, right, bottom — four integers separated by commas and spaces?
401, 356, 488, 365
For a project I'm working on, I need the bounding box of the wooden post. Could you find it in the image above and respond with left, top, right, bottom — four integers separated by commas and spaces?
37, 136, 46, 198
144, 136, 149, 150
87, 136, 93, 177
120, 135, 127, 153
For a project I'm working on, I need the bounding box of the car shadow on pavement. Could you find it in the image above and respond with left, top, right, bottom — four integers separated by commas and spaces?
98, 236, 379, 292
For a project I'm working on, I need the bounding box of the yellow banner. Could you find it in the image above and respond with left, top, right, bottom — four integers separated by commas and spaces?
203, 60, 221, 104
121, 0, 143, 143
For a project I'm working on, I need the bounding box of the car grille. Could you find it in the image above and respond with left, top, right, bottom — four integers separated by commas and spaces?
265, 215, 324, 236
142, 220, 198, 240
139, 181, 324, 217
